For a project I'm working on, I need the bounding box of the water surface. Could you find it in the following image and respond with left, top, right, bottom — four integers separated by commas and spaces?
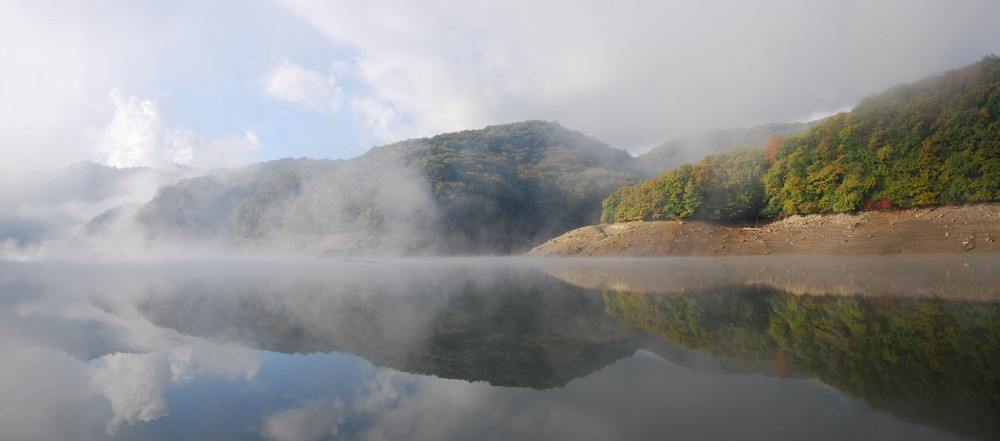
1, 256, 996, 440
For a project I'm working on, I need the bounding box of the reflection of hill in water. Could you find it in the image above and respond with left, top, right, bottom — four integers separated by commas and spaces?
142, 262, 646, 389
604, 284, 1000, 440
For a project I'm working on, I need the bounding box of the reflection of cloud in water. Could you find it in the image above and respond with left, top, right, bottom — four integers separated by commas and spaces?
0, 348, 103, 441
89, 343, 263, 436
261, 398, 347, 441
168, 342, 261, 383
260, 369, 408, 441
261, 351, 960, 441
15, 294, 192, 356
90, 351, 172, 436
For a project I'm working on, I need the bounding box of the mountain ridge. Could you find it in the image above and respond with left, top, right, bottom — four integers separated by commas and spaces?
130, 120, 643, 255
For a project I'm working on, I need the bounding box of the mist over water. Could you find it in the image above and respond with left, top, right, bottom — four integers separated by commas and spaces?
0, 158, 428, 260
0, 162, 205, 261
0, 256, 995, 440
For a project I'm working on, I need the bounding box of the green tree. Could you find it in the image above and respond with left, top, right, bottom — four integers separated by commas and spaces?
601, 147, 769, 223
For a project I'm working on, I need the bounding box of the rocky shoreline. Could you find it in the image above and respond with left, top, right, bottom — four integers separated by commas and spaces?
528, 203, 1000, 257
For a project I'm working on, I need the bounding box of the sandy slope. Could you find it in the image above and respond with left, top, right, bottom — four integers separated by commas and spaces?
527, 203, 1000, 257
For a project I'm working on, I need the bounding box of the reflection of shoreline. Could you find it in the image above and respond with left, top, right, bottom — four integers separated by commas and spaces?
534, 255, 1000, 301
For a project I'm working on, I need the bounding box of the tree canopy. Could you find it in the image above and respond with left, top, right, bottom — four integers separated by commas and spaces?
602, 147, 769, 223
763, 55, 1000, 216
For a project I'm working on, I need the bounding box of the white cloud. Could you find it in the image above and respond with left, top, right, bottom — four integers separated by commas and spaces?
2, 0, 999, 168
0, 0, 89, 171
276, 0, 1000, 149
95, 88, 261, 169
97, 89, 189, 168
261, 59, 343, 113
350, 96, 405, 143
0, 0, 293, 170
192, 130, 264, 170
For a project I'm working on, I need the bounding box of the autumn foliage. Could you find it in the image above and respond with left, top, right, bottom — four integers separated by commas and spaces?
601, 147, 769, 223
603, 55, 1000, 222
763, 135, 781, 163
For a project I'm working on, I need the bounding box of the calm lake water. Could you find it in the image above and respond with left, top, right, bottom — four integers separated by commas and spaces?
1, 256, 997, 440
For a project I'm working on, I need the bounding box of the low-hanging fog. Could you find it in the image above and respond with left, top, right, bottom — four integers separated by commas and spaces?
0, 163, 203, 260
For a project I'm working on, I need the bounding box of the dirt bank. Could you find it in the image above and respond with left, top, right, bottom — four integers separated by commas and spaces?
527, 203, 1000, 257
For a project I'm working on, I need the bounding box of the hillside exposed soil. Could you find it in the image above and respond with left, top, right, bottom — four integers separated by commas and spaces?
527, 203, 1000, 257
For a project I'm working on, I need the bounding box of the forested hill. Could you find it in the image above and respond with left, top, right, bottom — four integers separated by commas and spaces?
602, 55, 1000, 223
132, 121, 641, 254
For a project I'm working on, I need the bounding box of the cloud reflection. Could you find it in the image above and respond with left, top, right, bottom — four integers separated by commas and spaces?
257, 350, 963, 441
90, 351, 172, 436
89, 343, 263, 436
0, 348, 104, 441
260, 368, 409, 441
261, 398, 347, 441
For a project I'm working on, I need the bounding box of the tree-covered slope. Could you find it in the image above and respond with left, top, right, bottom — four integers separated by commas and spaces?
763, 55, 1000, 215
135, 121, 640, 254
369, 120, 639, 250
603, 55, 1000, 223
135, 158, 341, 239
602, 147, 770, 223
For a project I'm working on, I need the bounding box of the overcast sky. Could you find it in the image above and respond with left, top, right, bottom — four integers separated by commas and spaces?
3, 0, 1000, 170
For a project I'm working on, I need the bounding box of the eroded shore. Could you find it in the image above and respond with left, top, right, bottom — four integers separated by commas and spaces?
528, 204, 1000, 257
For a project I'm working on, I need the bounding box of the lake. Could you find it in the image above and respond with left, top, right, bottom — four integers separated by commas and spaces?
1, 256, 997, 440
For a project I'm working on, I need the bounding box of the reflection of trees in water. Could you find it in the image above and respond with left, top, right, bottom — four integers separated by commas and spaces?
604, 287, 1000, 440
